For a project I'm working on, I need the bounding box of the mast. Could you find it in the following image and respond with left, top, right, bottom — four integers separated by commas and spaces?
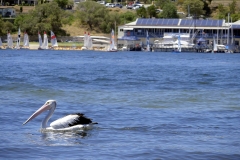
227, 13, 229, 46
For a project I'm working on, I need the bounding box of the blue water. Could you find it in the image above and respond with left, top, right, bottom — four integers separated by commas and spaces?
0, 50, 240, 159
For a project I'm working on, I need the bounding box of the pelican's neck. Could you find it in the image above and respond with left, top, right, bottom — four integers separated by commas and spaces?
41, 107, 55, 129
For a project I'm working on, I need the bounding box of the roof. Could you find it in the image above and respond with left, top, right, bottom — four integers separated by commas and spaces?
135, 18, 224, 27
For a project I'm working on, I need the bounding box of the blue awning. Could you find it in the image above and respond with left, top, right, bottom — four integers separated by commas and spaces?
119, 36, 139, 41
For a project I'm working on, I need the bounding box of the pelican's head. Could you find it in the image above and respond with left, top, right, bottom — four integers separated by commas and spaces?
23, 100, 57, 125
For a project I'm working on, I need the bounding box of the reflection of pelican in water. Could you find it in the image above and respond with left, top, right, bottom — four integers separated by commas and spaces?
23, 100, 98, 131
39, 131, 88, 146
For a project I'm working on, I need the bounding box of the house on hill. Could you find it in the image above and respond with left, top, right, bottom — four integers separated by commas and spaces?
0, 7, 16, 17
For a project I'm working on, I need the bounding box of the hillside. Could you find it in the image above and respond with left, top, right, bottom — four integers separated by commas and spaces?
2, 1, 239, 36
211, 0, 240, 8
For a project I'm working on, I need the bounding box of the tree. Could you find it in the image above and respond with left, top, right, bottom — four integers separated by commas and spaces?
0, 17, 14, 35
4, 21, 14, 34
14, 2, 67, 35
136, 7, 147, 18
229, 0, 237, 14
147, 5, 157, 18
216, 4, 228, 20
101, 12, 121, 33
76, 1, 108, 30
182, 0, 205, 18
159, 2, 179, 18
119, 11, 136, 24
202, 0, 211, 16
231, 13, 240, 22
54, 0, 69, 9
155, 0, 171, 9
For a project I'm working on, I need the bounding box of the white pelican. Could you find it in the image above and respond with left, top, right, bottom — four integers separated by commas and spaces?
23, 100, 97, 131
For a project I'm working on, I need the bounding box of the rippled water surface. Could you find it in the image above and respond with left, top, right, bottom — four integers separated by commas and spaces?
0, 50, 240, 159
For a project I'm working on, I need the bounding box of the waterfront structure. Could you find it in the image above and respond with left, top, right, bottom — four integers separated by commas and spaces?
118, 18, 240, 52
0, 7, 16, 17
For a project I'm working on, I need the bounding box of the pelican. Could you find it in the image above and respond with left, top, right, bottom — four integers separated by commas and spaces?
23, 100, 97, 131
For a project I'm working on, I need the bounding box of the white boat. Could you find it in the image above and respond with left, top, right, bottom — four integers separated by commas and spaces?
50, 31, 58, 49
212, 36, 217, 53
154, 32, 194, 51
15, 28, 21, 49
87, 33, 92, 49
81, 32, 92, 50
38, 32, 42, 49
7, 32, 13, 49
81, 32, 88, 50
108, 29, 117, 52
40, 31, 48, 50
22, 31, 30, 49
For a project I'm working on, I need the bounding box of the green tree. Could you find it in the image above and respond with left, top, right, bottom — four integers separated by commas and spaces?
4, 21, 14, 34
136, 7, 147, 18
202, 0, 211, 16
102, 12, 120, 33
155, 0, 171, 9
147, 5, 157, 18
14, 2, 67, 35
159, 2, 179, 18
231, 13, 240, 22
216, 4, 228, 20
0, 17, 14, 35
0, 17, 5, 35
119, 11, 136, 24
76, 1, 107, 30
229, 0, 237, 14
54, 0, 69, 9
183, 0, 205, 18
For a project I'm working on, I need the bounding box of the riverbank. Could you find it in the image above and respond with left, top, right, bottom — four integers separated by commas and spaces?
1, 42, 109, 51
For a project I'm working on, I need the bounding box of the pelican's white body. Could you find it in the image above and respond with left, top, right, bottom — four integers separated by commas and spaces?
49, 115, 94, 131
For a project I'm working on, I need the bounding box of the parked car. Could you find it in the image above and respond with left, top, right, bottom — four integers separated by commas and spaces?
156, 9, 163, 14
133, 4, 141, 10
126, 4, 133, 9
105, 3, 115, 7
97, 1, 105, 5
135, 2, 144, 7
115, 3, 123, 8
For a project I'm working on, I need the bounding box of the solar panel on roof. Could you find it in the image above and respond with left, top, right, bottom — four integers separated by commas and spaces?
156, 19, 160, 25
170, 19, 175, 25
166, 19, 169, 25
202, 20, 206, 26
136, 18, 142, 25
152, 19, 155, 25
160, 19, 164, 25
136, 18, 226, 27
154, 19, 158, 25
208, 20, 213, 26
210, 20, 214, 26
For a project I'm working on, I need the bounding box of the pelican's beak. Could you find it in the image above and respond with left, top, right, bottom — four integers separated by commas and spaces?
23, 103, 51, 125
